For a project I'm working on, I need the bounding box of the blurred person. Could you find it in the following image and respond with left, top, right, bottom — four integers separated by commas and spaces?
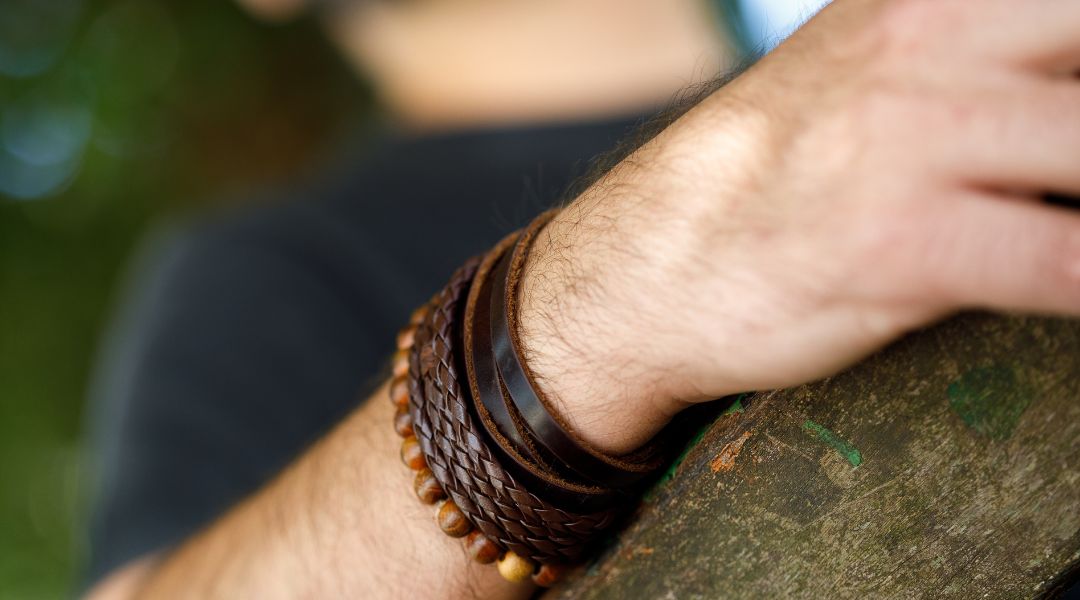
85, 0, 1080, 598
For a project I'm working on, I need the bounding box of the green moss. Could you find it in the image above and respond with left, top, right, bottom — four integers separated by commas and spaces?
947, 366, 1031, 440
802, 420, 863, 467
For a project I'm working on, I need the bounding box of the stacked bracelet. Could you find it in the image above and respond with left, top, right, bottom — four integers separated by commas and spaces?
388, 209, 670, 586
488, 213, 666, 486
391, 291, 510, 571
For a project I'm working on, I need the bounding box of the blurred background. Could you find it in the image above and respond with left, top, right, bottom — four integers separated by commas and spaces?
0, 0, 824, 597
0, 1, 368, 596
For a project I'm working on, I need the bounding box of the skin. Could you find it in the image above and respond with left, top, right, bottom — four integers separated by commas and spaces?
89, 0, 1080, 597
90, 385, 526, 599
325, 0, 728, 128
520, 0, 1080, 453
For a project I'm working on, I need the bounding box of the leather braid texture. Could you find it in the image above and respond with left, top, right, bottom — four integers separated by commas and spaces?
408, 258, 617, 565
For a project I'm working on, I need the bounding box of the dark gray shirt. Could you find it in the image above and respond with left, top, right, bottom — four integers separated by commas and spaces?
85, 117, 640, 584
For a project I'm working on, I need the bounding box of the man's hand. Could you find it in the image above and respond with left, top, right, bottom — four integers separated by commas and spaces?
520, 0, 1080, 454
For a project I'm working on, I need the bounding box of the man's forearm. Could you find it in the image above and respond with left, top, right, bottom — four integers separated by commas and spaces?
89, 383, 529, 599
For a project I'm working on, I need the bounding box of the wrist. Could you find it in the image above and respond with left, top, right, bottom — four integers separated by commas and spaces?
514, 90, 772, 454
515, 200, 685, 456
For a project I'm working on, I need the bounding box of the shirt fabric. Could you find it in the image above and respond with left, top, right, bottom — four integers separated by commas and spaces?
84, 116, 643, 585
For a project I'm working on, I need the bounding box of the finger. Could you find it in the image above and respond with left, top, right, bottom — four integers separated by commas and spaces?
942, 80, 1080, 197
968, 0, 1080, 72
927, 194, 1080, 315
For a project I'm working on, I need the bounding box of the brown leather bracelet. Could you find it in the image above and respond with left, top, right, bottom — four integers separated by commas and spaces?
464, 232, 622, 510
466, 233, 545, 465
491, 212, 665, 488
408, 258, 616, 564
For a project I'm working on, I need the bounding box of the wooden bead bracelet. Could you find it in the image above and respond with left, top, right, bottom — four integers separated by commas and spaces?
408, 255, 615, 565
389, 305, 564, 586
383, 212, 673, 587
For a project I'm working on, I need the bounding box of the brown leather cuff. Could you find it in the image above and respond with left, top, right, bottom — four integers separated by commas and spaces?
408, 257, 615, 564
492, 211, 666, 487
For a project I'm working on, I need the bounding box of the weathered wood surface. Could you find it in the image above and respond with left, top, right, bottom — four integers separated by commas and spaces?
552, 314, 1080, 599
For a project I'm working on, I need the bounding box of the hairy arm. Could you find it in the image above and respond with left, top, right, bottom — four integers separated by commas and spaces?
88, 383, 537, 599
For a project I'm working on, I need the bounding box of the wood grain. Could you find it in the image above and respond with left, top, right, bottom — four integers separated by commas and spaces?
552, 314, 1080, 599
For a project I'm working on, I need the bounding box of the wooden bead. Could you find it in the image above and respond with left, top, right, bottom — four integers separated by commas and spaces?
393, 406, 414, 437
413, 468, 445, 504
389, 375, 409, 408
464, 530, 500, 564
532, 564, 567, 588
436, 499, 472, 538
396, 326, 416, 350
496, 551, 536, 583
392, 348, 410, 378
409, 305, 427, 325
400, 436, 425, 471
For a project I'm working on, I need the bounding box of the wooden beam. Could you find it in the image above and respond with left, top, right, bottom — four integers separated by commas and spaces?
553, 314, 1080, 598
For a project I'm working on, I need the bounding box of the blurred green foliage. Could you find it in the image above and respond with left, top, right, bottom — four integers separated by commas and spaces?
0, 1, 367, 596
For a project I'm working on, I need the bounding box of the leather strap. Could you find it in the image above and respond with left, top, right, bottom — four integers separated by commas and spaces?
463, 231, 621, 509
465, 233, 543, 465
408, 258, 617, 564
491, 212, 665, 488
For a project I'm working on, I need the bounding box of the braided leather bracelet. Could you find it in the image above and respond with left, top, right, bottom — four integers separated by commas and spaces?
391, 259, 571, 584
387, 211, 672, 586
392, 283, 541, 581
417, 257, 617, 556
